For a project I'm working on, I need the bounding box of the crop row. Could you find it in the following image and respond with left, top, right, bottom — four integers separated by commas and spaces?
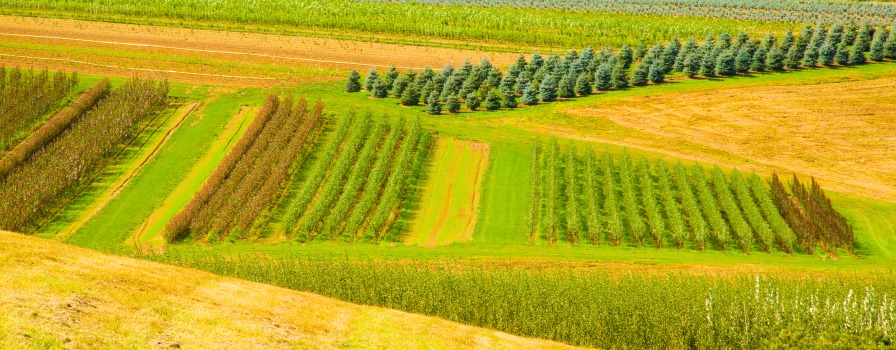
350, 22, 896, 112
280, 113, 431, 243
165, 95, 323, 242
0, 67, 78, 151
0, 78, 167, 233
525, 142, 840, 254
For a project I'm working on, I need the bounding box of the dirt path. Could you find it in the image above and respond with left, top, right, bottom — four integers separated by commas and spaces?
55, 101, 198, 241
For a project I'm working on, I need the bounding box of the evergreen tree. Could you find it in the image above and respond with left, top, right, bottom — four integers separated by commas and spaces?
766, 47, 785, 70
514, 71, 531, 95
611, 62, 629, 89
502, 90, 518, 108
630, 63, 649, 86
420, 81, 434, 102
734, 31, 750, 49
761, 33, 777, 52
364, 69, 379, 91
594, 64, 612, 91
682, 53, 700, 77
537, 75, 558, 102
484, 68, 503, 90
700, 47, 718, 76
841, 23, 858, 47
675, 37, 699, 72
855, 24, 872, 53
345, 69, 362, 92
735, 48, 751, 72
484, 89, 502, 110
796, 24, 813, 53
647, 62, 664, 84
784, 44, 802, 68
717, 33, 732, 51
372, 77, 389, 98
432, 75, 446, 101
465, 93, 481, 111
618, 44, 633, 69
445, 94, 461, 113
808, 23, 827, 51
458, 60, 474, 80
521, 86, 539, 105
885, 23, 896, 59
643, 43, 664, 67
750, 47, 767, 71
701, 33, 716, 53
662, 37, 681, 73
849, 41, 867, 64
425, 92, 442, 115
440, 64, 454, 79
529, 52, 544, 74
827, 23, 845, 47
633, 38, 648, 61
392, 75, 409, 97
869, 28, 887, 61
578, 46, 595, 72
818, 43, 836, 66
400, 82, 420, 106
557, 74, 575, 98
801, 42, 819, 67
715, 50, 736, 76
440, 76, 460, 101
835, 44, 851, 65
574, 73, 592, 96
499, 75, 516, 95
383, 65, 399, 89
780, 31, 795, 53
458, 74, 479, 100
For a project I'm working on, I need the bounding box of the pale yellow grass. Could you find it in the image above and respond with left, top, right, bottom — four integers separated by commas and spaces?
0, 231, 582, 350
564, 77, 896, 201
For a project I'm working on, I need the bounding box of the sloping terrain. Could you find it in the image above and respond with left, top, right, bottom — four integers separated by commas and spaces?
0, 231, 580, 350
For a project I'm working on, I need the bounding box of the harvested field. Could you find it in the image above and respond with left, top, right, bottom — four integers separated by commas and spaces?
564, 76, 896, 201
0, 16, 519, 86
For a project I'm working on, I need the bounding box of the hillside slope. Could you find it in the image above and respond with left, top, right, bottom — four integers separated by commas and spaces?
0, 231, 579, 350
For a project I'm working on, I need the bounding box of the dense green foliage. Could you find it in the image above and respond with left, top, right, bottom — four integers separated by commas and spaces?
0, 78, 167, 233
0, 67, 78, 151
0, 0, 794, 49
525, 144, 850, 254
148, 254, 896, 349
353, 22, 893, 112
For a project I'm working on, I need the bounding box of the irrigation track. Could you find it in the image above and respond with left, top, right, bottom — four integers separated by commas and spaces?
55, 101, 199, 242
0, 53, 276, 81
0, 32, 438, 71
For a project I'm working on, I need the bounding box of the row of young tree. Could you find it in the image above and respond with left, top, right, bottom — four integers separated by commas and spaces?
279, 113, 432, 243
346, 21, 896, 112
770, 174, 854, 256
370, 0, 896, 26
0, 67, 79, 151
165, 96, 324, 242
0, 78, 168, 233
525, 140, 852, 255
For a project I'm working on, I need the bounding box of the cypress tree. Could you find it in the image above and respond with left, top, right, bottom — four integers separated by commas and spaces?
611, 62, 629, 89
372, 77, 390, 98
574, 73, 592, 96
539, 75, 559, 102
633, 38, 648, 61
818, 43, 836, 66
400, 82, 420, 106
835, 44, 851, 65
466, 93, 481, 111
751, 47, 767, 71
484, 89, 502, 110
662, 37, 681, 73
869, 28, 887, 61
715, 50, 736, 76
502, 90, 518, 108
425, 92, 441, 115
618, 44, 633, 69
557, 74, 575, 98
445, 94, 461, 113
345, 69, 362, 92
364, 69, 379, 91
630, 62, 649, 86
521, 86, 539, 105
884, 22, 896, 59
735, 48, 751, 72
766, 46, 785, 70
647, 61, 664, 84
392, 75, 409, 97
594, 64, 612, 91
682, 53, 700, 77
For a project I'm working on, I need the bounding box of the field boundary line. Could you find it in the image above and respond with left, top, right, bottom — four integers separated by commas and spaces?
0, 52, 277, 80
0, 32, 435, 70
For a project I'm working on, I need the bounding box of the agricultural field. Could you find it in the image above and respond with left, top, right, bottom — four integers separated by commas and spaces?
2, 1, 896, 349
